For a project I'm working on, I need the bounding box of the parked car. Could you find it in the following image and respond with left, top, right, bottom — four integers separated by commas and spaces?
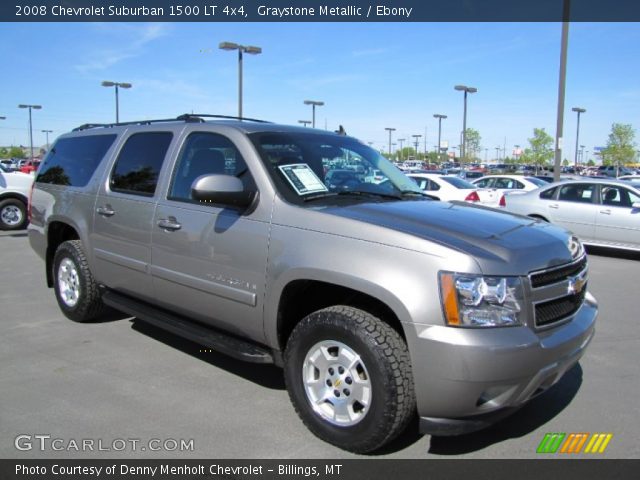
19, 159, 41, 174
618, 175, 640, 181
28, 114, 596, 453
408, 173, 483, 202
597, 165, 635, 178
503, 179, 640, 251
0, 167, 34, 229
470, 175, 548, 207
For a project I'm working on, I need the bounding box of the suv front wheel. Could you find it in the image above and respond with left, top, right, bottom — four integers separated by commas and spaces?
53, 240, 105, 322
284, 306, 415, 453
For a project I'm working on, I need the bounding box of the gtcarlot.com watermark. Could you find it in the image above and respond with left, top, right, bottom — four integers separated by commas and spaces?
15, 434, 195, 453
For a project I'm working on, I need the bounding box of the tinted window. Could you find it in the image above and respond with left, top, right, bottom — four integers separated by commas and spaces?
37, 134, 116, 187
526, 176, 548, 187
474, 178, 491, 188
110, 132, 173, 196
169, 132, 254, 203
601, 186, 640, 207
558, 184, 596, 203
540, 187, 557, 199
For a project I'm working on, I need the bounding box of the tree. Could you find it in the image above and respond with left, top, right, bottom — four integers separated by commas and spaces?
602, 123, 636, 166
464, 128, 481, 161
527, 128, 554, 172
8, 146, 25, 159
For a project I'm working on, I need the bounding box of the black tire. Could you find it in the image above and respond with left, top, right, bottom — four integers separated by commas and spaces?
53, 240, 105, 322
0, 198, 28, 230
284, 306, 415, 453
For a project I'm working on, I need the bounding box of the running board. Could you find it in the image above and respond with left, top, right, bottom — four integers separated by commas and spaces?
102, 290, 274, 364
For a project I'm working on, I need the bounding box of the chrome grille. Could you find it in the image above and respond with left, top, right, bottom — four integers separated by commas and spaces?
530, 256, 587, 289
529, 255, 588, 328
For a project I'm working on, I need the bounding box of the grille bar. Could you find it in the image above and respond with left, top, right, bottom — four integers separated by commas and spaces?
530, 256, 587, 289
535, 288, 587, 327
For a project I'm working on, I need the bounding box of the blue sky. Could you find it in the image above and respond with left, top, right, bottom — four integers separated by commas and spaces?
1, 22, 638, 162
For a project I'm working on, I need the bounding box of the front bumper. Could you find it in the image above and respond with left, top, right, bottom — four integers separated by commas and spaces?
405, 291, 597, 436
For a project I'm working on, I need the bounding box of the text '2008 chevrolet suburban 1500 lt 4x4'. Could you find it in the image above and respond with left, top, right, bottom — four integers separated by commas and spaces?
28, 114, 597, 453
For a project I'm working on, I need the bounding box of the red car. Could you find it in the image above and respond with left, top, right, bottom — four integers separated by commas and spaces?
19, 160, 41, 174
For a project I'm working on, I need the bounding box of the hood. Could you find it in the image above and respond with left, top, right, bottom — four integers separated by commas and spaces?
320, 200, 576, 275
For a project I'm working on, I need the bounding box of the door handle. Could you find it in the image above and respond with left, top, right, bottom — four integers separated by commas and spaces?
157, 218, 182, 231
549, 204, 559, 209
96, 206, 115, 217
599, 209, 611, 215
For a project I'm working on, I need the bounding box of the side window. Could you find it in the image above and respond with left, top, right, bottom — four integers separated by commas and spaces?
540, 187, 557, 199
111, 132, 173, 196
169, 132, 253, 203
602, 186, 640, 207
427, 180, 441, 191
37, 134, 117, 187
475, 179, 490, 188
558, 184, 595, 203
514, 180, 525, 189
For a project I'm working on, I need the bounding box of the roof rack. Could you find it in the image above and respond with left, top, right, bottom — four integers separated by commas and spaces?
177, 113, 271, 124
73, 113, 271, 131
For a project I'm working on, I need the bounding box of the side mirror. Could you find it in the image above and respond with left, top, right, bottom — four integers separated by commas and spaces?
191, 174, 257, 208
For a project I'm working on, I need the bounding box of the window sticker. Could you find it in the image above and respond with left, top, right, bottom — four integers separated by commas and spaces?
278, 164, 328, 195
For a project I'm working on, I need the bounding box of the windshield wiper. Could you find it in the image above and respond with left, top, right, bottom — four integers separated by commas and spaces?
303, 190, 401, 202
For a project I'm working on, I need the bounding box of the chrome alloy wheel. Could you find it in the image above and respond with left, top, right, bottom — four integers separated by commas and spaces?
1, 204, 23, 227
302, 340, 372, 427
57, 258, 81, 308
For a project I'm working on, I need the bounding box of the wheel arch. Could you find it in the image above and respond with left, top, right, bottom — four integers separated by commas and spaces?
274, 277, 409, 353
46, 221, 80, 287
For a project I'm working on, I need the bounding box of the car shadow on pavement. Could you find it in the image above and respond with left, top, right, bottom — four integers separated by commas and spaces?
427, 363, 583, 455
586, 246, 640, 261
129, 319, 286, 390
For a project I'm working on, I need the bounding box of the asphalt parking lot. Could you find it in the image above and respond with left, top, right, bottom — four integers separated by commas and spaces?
1, 230, 639, 459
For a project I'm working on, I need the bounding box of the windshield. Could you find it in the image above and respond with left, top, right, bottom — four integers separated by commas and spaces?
441, 176, 476, 189
525, 176, 549, 187
249, 131, 424, 205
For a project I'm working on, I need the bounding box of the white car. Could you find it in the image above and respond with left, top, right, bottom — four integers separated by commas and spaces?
471, 175, 548, 207
408, 173, 489, 203
0, 168, 34, 230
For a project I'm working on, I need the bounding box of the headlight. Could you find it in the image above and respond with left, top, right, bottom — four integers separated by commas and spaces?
439, 272, 523, 327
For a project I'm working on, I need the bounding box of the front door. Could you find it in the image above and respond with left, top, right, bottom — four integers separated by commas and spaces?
150, 131, 270, 342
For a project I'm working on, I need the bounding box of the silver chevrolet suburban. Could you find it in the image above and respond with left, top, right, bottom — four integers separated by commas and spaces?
28, 115, 597, 453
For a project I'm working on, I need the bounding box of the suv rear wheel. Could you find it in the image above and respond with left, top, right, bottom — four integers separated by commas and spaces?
284, 306, 415, 453
53, 240, 105, 322
0, 198, 27, 230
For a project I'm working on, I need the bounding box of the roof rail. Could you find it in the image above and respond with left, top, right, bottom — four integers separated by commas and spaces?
177, 113, 271, 124
73, 117, 184, 131
73, 113, 271, 131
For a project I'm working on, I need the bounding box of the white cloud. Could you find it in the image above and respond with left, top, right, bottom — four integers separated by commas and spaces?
75, 23, 171, 73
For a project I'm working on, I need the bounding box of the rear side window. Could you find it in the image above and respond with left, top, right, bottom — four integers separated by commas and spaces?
36, 134, 116, 187
539, 187, 557, 199
110, 132, 173, 196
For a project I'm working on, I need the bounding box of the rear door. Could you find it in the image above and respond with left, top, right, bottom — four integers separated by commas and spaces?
150, 131, 270, 342
91, 131, 175, 302
547, 183, 598, 242
595, 184, 640, 249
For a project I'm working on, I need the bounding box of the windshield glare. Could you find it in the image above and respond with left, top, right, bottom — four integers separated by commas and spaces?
250, 132, 423, 204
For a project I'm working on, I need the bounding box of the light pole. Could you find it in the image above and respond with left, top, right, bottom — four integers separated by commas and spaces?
219, 42, 262, 119
572, 107, 586, 169
514, 144, 520, 163
433, 114, 447, 162
298, 120, 311, 127
398, 138, 405, 161
412, 135, 422, 159
101, 81, 132, 123
385, 127, 396, 157
41, 129, 53, 151
18, 104, 42, 160
495, 146, 501, 162
454, 85, 477, 162
579, 144, 585, 166
303, 100, 324, 128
